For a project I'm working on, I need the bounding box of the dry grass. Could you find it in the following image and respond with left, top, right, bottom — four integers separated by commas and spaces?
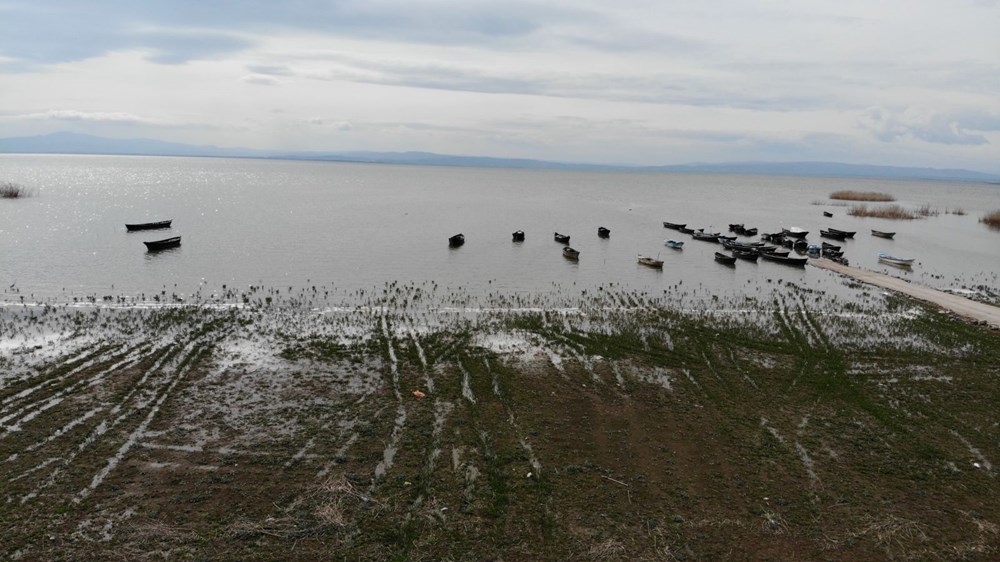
981, 210, 1000, 229
830, 190, 895, 202
0, 181, 31, 198
848, 204, 917, 219
916, 204, 939, 217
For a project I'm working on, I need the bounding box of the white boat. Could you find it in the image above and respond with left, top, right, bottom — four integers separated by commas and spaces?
878, 252, 914, 266
638, 254, 664, 269
664, 239, 684, 249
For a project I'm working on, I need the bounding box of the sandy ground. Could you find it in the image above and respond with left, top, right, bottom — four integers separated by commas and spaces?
812, 258, 1000, 329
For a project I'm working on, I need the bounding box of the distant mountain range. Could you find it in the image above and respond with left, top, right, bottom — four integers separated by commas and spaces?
2, 131, 998, 182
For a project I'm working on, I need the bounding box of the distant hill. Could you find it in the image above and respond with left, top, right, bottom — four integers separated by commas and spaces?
2, 131, 998, 182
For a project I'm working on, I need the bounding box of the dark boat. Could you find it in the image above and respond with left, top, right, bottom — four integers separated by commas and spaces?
767, 249, 791, 257
744, 227, 758, 236
820, 229, 848, 241
728, 223, 744, 232
732, 249, 759, 261
663, 221, 686, 230
449, 233, 465, 247
762, 232, 785, 243
597, 226, 611, 238
717, 235, 737, 242
678, 226, 695, 234
823, 211, 833, 217
793, 239, 809, 252
714, 252, 737, 265
692, 231, 722, 242
554, 232, 570, 244
827, 228, 856, 238
821, 241, 841, 251
761, 252, 808, 266
143, 236, 181, 251
126, 219, 172, 231
872, 230, 895, 239
562, 246, 580, 260
512, 230, 525, 242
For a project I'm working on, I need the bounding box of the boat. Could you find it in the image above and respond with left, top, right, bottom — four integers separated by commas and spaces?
781, 227, 809, 239
731, 249, 759, 262
823, 211, 833, 217
143, 236, 181, 251
793, 239, 809, 252
678, 226, 695, 234
637, 255, 663, 268
872, 230, 896, 239
807, 244, 821, 258
597, 226, 611, 238
765, 249, 791, 257
821, 241, 841, 251
744, 227, 758, 236
664, 239, 684, 249
512, 230, 525, 242
717, 235, 737, 242
878, 253, 914, 267
449, 233, 465, 247
126, 219, 172, 231
562, 246, 580, 259
728, 223, 744, 232
554, 232, 570, 244
663, 221, 686, 230
827, 228, 856, 238
692, 231, 722, 242
714, 252, 737, 265
820, 229, 848, 241
760, 252, 808, 266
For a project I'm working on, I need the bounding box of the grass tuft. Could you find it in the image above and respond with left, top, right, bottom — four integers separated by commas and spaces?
1, 181, 32, 199
848, 205, 916, 219
981, 209, 1000, 229
830, 190, 895, 202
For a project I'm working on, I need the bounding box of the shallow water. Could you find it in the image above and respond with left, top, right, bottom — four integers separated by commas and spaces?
1, 154, 998, 303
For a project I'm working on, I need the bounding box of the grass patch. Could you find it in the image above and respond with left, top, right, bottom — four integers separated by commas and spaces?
830, 190, 895, 202
0, 181, 32, 198
848, 204, 917, 220
981, 209, 1000, 229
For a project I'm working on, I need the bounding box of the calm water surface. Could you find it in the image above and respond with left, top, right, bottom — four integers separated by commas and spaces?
1, 154, 998, 303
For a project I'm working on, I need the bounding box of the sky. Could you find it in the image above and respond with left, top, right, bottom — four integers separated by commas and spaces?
1, 1, 999, 172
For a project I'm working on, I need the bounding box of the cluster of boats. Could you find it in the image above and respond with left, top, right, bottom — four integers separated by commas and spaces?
126, 220, 180, 251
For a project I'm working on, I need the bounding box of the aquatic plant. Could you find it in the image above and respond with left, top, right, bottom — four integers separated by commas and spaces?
0, 181, 32, 199
830, 190, 895, 202
848, 204, 916, 219
981, 209, 1000, 230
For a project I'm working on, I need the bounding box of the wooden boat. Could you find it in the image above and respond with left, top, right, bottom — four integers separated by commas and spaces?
143, 236, 181, 251
793, 239, 809, 252
692, 231, 722, 242
823, 211, 833, 217
663, 221, 686, 230
637, 255, 663, 269
449, 233, 465, 247
717, 235, 737, 242
714, 252, 737, 265
597, 226, 611, 238
512, 230, 525, 242
878, 253, 914, 266
821, 241, 841, 251
827, 228, 856, 238
554, 232, 570, 244
562, 246, 580, 260
766, 249, 791, 257
781, 227, 809, 239
760, 252, 807, 266
126, 219, 172, 231
872, 230, 895, 239
728, 223, 744, 232
732, 249, 759, 262
664, 239, 684, 249
744, 227, 758, 236
677, 226, 695, 234
820, 229, 848, 241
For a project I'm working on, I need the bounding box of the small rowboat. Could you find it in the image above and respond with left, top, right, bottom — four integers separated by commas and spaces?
597, 226, 611, 238
692, 231, 722, 242
878, 253, 914, 267
562, 246, 580, 260
664, 239, 684, 249
663, 221, 686, 230
554, 232, 570, 244
449, 233, 465, 247
512, 230, 525, 242
823, 211, 833, 217
732, 249, 759, 262
781, 227, 809, 239
678, 226, 695, 234
820, 229, 848, 241
126, 220, 172, 231
827, 228, 856, 238
714, 252, 737, 265
871, 230, 895, 239
760, 252, 808, 266
638, 255, 663, 269
143, 236, 181, 251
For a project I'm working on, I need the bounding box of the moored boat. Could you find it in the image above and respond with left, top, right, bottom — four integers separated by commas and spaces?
664, 239, 684, 249
871, 230, 895, 239
143, 236, 181, 251
126, 219, 172, 231
678, 226, 695, 234
828, 228, 856, 238
512, 230, 525, 242
878, 253, 914, 266
714, 252, 737, 265
637, 254, 663, 268
821, 241, 841, 252
823, 211, 833, 217
597, 226, 611, 238
554, 232, 571, 244
692, 231, 722, 242
663, 221, 686, 230
449, 233, 465, 247
731, 249, 759, 261
781, 227, 809, 239
562, 246, 580, 259
760, 252, 808, 266
820, 229, 848, 241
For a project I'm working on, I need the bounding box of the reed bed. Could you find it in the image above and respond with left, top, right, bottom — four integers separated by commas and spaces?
982, 209, 1000, 229
848, 204, 916, 219
0, 181, 31, 199
830, 190, 895, 202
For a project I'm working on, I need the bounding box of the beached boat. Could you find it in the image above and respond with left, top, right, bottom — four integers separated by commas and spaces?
562, 246, 580, 259
143, 236, 181, 251
872, 230, 895, 239
793, 239, 809, 252
663, 221, 686, 230
781, 227, 809, 239
449, 233, 465, 247
126, 219, 172, 231
760, 252, 808, 266
714, 252, 737, 265
512, 230, 525, 242
637, 255, 663, 268
878, 253, 914, 266
828, 228, 856, 238
820, 229, 848, 241
554, 232, 570, 244
597, 226, 611, 238
665, 239, 684, 249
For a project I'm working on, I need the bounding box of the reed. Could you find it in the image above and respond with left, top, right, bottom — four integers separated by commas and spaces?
0, 181, 31, 198
981, 209, 1000, 229
830, 190, 895, 202
848, 204, 916, 219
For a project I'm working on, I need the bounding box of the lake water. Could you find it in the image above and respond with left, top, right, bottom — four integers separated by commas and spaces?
1, 154, 998, 304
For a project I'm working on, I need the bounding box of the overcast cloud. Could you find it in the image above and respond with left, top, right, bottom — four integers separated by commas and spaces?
1, 0, 998, 171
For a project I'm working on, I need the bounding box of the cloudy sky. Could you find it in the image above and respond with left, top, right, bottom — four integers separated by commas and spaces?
1, 1, 998, 171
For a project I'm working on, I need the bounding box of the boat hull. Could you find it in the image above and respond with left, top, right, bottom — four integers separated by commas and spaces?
143, 236, 181, 251
126, 220, 172, 231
